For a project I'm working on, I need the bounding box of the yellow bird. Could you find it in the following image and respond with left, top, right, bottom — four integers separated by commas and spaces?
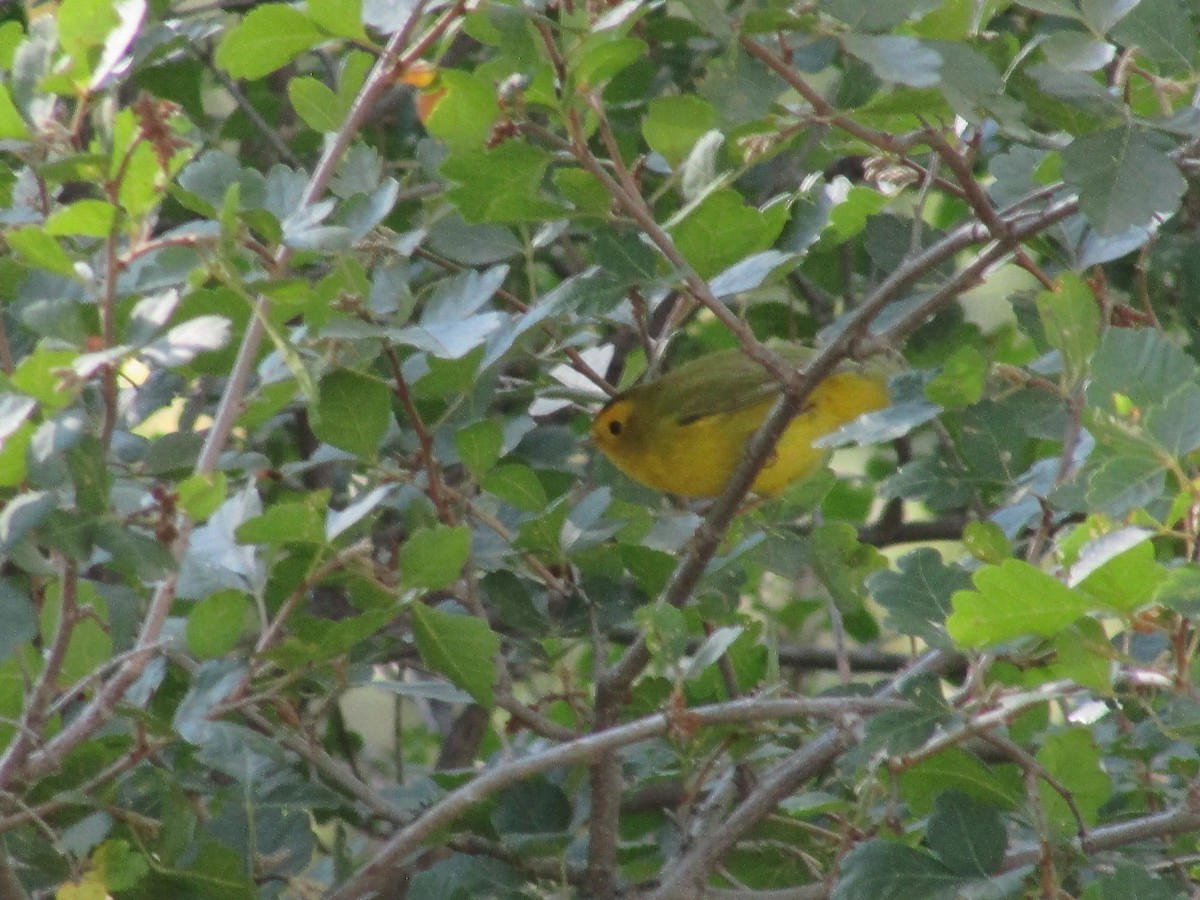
590, 345, 889, 498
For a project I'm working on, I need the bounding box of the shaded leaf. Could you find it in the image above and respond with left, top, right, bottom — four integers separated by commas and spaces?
411, 603, 498, 706
1063, 127, 1185, 236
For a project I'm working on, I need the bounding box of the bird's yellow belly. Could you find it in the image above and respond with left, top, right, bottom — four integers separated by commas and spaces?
629, 372, 887, 499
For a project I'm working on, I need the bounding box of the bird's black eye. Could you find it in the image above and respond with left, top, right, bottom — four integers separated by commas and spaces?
608, 419, 623, 436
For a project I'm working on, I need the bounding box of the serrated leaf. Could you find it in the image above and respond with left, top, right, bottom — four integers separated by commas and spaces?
842, 35, 942, 87
926, 791, 1006, 876
670, 189, 789, 278
1087, 328, 1198, 412
483, 464, 548, 511
187, 590, 250, 658
947, 560, 1092, 647
1037, 728, 1110, 829
1036, 273, 1100, 382
288, 76, 344, 132
313, 369, 391, 457
898, 746, 1021, 815
442, 143, 569, 224
215, 4, 324, 80
832, 841, 964, 900
0, 83, 28, 140
6, 227, 78, 278
455, 420, 503, 479
45, 200, 116, 237
1145, 383, 1200, 457
1109, 0, 1195, 73
236, 500, 326, 545
177, 473, 228, 522
868, 548, 968, 648
411, 603, 498, 706
1063, 127, 1185, 236
1072, 531, 1164, 612
642, 95, 719, 166
924, 345, 986, 408
400, 525, 471, 591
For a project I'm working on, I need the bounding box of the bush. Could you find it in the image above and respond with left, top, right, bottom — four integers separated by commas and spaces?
0, 1, 1198, 897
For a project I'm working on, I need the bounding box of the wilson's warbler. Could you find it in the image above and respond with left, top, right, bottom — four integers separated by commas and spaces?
590, 345, 889, 498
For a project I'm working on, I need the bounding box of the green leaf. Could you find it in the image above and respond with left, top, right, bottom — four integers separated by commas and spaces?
1145, 383, 1200, 458
400, 525, 471, 591
6, 228, 78, 278
1072, 529, 1164, 613
898, 746, 1021, 816
58, 0, 119, 50
1037, 728, 1111, 829
1094, 863, 1178, 900
642, 95, 719, 166
0, 580, 37, 664
670, 190, 789, 279
841, 35, 942, 87
287, 76, 345, 132
236, 499, 326, 545
1081, 0, 1140, 32
306, 0, 367, 40
1087, 328, 1198, 413
809, 522, 887, 631
411, 603, 498, 706
187, 591, 250, 658
1153, 563, 1200, 615
821, 0, 927, 31
0, 83, 28, 140
825, 185, 891, 242
1109, 0, 1195, 73
274, 606, 396, 665
553, 168, 610, 215
42, 579, 112, 684
962, 521, 1009, 564
66, 435, 111, 516
0, 492, 56, 555
215, 4, 324, 80
1041, 30, 1115, 72
868, 548, 968, 648
94, 522, 176, 583
45, 200, 118, 238
423, 70, 500, 151
1043, 619, 1113, 692
93, 839, 149, 892
947, 560, 1092, 647
313, 369, 391, 457
1062, 127, 1186, 236
1083, 451, 1166, 516
1036, 272, 1100, 382
926, 791, 1005, 876
924, 345, 986, 408
483, 464, 549, 512
177, 473, 229, 522
0, 422, 32, 488
442, 142, 569, 224
832, 841, 964, 900
491, 777, 572, 835
574, 37, 647, 88
455, 420, 504, 479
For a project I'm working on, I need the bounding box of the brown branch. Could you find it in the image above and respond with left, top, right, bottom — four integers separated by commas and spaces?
325, 695, 911, 900
647, 652, 957, 899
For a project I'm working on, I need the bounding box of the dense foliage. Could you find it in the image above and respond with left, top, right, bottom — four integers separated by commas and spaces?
2, 0, 1200, 897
